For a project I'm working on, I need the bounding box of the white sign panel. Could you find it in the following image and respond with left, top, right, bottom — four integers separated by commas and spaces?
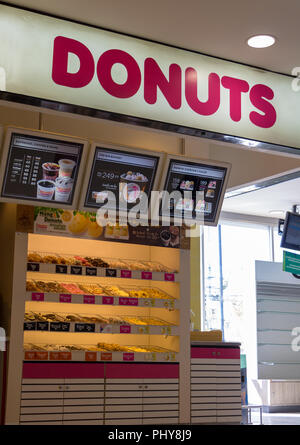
0, 4, 299, 149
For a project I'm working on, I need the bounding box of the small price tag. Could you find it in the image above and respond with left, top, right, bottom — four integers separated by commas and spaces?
55, 265, 67, 274
121, 270, 132, 278
101, 352, 112, 361
50, 322, 62, 331
164, 273, 175, 282
59, 294, 72, 303
71, 266, 82, 275
75, 323, 95, 333
83, 295, 95, 304
24, 322, 36, 331
27, 263, 40, 272
120, 325, 131, 334
32, 292, 44, 301
119, 297, 138, 306
102, 296, 114, 305
123, 352, 134, 361
36, 322, 49, 331
59, 352, 71, 361
106, 268, 117, 277
141, 271, 152, 280
36, 352, 48, 360
86, 267, 97, 276
85, 352, 97, 361
49, 352, 60, 361
25, 351, 36, 360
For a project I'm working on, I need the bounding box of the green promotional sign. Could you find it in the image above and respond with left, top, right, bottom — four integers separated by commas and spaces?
283, 250, 300, 274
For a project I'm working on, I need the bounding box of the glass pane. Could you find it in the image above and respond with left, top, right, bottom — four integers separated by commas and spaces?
203, 225, 222, 331
203, 222, 272, 354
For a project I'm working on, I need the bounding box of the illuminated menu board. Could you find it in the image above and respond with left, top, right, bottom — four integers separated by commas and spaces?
0, 131, 85, 207
160, 158, 230, 224
83, 146, 161, 210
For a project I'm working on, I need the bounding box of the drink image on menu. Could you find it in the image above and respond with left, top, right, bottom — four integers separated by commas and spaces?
36, 158, 76, 201
119, 171, 148, 203
55, 177, 74, 202
0, 133, 83, 205
36, 179, 56, 200
42, 162, 60, 180
58, 159, 76, 177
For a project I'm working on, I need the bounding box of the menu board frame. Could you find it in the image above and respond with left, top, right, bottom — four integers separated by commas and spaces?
158, 154, 231, 226
79, 142, 165, 214
0, 127, 89, 209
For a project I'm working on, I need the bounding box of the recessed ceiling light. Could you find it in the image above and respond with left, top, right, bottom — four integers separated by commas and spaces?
247, 35, 276, 48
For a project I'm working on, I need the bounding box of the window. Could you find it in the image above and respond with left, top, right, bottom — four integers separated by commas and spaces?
202, 221, 277, 353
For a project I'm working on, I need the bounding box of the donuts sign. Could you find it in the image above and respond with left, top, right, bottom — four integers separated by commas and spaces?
0, 3, 299, 149
52, 36, 276, 130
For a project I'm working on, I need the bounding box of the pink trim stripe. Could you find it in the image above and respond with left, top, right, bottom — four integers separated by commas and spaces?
191, 347, 240, 359
22, 363, 105, 379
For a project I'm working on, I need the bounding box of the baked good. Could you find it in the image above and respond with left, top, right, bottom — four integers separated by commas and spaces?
27, 252, 43, 263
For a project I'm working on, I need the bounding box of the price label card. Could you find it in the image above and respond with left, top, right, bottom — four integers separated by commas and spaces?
141, 271, 152, 280
25, 351, 36, 360
120, 325, 131, 334
36, 352, 48, 360
55, 265, 67, 274
36, 322, 49, 331
86, 267, 97, 276
102, 296, 114, 305
85, 352, 97, 361
32, 292, 44, 301
71, 266, 82, 275
106, 268, 117, 277
24, 322, 36, 331
50, 322, 62, 331
59, 352, 71, 361
83, 295, 95, 304
75, 323, 95, 333
27, 262, 40, 272
49, 352, 60, 361
59, 294, 72, 303
101, 352, 112, 361
123, 352, 134, 361
164, 273, 175, 282
119, 297, 138, 306
121, 270, 132, 278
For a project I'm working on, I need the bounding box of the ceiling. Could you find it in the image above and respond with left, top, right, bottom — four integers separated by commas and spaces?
223, 170, 300, 218
3, 0, 299, 75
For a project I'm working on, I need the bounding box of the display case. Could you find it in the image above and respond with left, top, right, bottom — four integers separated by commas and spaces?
4, 227, 191, 425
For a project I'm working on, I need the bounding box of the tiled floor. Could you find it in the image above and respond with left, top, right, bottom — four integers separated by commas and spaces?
248, 410, 300, 425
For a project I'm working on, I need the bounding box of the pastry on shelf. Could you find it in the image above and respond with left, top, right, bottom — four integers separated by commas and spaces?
41, 254, 61, 264
33, 281, 65, 293
60, 283, 85, 294
26, 280, 40, 292
96, 342, 129, 352
78, 283, 105, 295
103, 285, 129, 298
64, 314, 85, 322
124, 260, 148, 271
27, 252, 43, 263
83, 256, 109, 268
103, 258, 128, 269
